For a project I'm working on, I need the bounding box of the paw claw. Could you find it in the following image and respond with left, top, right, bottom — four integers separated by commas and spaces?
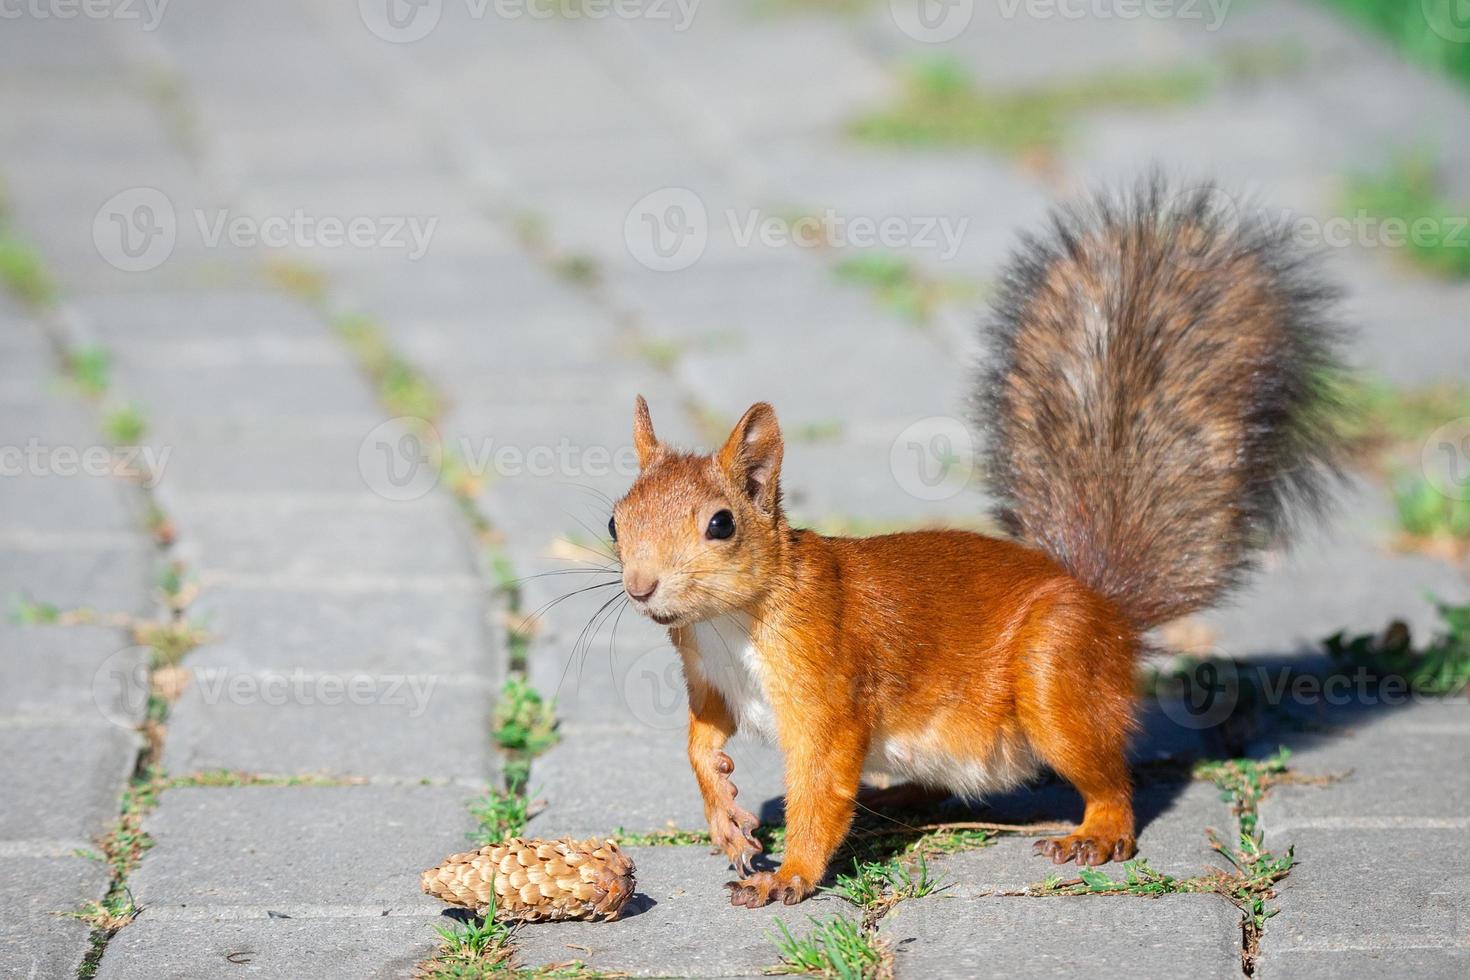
1035, 832, 1135, 867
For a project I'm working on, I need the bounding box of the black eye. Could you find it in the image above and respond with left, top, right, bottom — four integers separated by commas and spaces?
706, 510, 735, 540
608, 515, 617, 542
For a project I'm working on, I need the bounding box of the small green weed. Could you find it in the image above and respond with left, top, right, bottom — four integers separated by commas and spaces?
832, 253, 970, 324
470, 789, 530, 844
1343, 154, 1470, 279
0, 233, 58, 306
1194, 748, 1291, 839
1392, 475, 1470, 545
102, 404, 147, 444
68, 346, 111, 398
770, 915, 888, 979
493, 677, 558, 756
1325, 600, 1470, 695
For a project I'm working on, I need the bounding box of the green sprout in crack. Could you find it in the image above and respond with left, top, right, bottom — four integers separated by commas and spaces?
1325, 600, 1470, 696
9, 596, 62, 624
1392, 475, 1470, 547
770, 914, 888, 979
494, 676, 558, 757
425, 892, 515, 978
67, 346, 111, 399
102, 404, 147, 445
470, 788, 530, 844
829, 854, 941, 908
1194, 748, 1290, 840
0, 232, 58, 307
1343, 153, 1470, 280
1035, 858, 1181, 897
832, 253, 972, 325
612, 825, 713, 847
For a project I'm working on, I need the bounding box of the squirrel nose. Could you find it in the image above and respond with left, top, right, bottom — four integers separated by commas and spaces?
625, 573, 659, 602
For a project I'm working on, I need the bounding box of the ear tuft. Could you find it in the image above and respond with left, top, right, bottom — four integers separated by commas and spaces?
632, 395, 660, 468
717, 402, 783, 513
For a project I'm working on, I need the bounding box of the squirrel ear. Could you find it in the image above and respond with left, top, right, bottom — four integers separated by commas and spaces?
632, 395, 660, 468
717, 402, 783, 513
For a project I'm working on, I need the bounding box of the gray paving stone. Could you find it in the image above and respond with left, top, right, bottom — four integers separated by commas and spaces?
528, 729, 787, 842
1257, 709, 1470, 826
0, 722, 138, 847
0, 856, 110, 980
0, 465, 148, 537
166, 494, 475, 580
148, 425, 392, 497
108, 362, 383, 432
0, 623, 147, 727
161, 673, 495, 783
0, 542, 157, 617
96, 915, 442, 980
183, 586, 496, 677
129, 785, 481, 914
1258, 947, 1470, 980
508, 844, 846, 979
1259, 826, 1470, 955
75, 290, 335, 346
880, 892, 1242, 980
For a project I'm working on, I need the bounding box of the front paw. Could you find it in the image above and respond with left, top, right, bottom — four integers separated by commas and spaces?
1033, 832, 1137, 866
725, 870, 813, 908
706, 751, 763, 875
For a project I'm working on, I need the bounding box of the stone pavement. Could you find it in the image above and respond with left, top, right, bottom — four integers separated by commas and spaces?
1, 1, 1468, 978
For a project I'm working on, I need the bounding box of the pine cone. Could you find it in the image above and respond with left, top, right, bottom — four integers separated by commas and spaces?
421, 838, 635, 922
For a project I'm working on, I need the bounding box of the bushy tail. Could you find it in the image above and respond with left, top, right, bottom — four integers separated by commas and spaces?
977, 177, 1347, 629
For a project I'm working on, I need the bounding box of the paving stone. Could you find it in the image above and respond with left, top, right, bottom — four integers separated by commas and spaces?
0, 542, 158, 618
166, 494, 475, 580
95, 915, 442, 980
128, 786, 481, 914
529, 729, 787, 842
75, 290, 335, 346
1257, 947, 1470, 980
108, 362, 383, 432
0, 623, 148, 727
0, 722, 138, 847
161, 673, 495, 782
183, 586, 496, 678
1259, 826, 1470, 956
879, 892, 1241, 980
0, 465, 149, 536
509, 845, 847, 978
0, 856, 111, 980
1256, 709, 1470, 826
148, 425, 392, 497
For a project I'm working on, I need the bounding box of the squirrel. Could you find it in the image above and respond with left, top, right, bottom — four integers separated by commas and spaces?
608, 178, 1345, 908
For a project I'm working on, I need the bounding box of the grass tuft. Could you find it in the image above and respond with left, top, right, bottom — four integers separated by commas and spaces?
470, 789, 530, 844
68, 346, 112, 398
0, 232, 58, 306
1343, 154, 1470, 279
102, 404, 147, 444
493, 677, 559, 757
1324, 600, 1470, 695
770, 915, 889, 979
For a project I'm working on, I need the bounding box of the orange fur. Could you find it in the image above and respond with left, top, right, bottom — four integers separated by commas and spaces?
612, 403, 1139, 906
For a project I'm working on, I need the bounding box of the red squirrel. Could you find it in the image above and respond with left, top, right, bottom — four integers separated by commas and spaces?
608, 179, 1345, 907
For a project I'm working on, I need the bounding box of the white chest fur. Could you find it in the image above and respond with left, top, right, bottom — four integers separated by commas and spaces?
687, 613, 779, 744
